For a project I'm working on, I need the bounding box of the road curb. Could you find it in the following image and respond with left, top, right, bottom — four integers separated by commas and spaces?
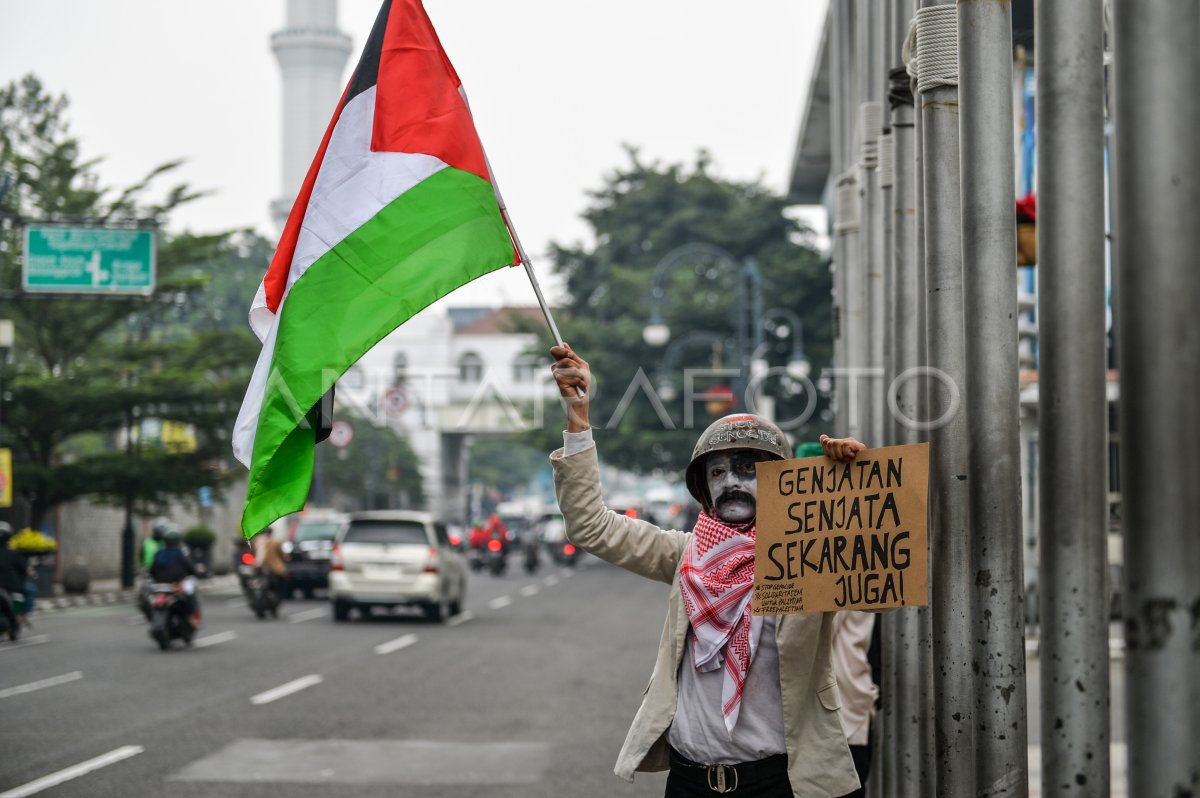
34, 574, 240, 614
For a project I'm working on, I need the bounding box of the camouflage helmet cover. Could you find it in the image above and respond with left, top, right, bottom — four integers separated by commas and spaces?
684, 413, 791, 508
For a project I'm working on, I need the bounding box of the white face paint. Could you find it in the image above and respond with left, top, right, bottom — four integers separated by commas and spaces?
705, 450, 763, 525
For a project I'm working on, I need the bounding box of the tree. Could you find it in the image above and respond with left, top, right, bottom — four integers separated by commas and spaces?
541, 149, 832, 475
314, 409, 426, 511
0, 75, 259, 527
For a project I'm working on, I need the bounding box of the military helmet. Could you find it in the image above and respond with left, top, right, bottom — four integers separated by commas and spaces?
684, 413, 791, 508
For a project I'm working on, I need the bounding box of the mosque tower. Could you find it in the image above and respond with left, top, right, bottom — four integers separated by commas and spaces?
270, 0, 352, 229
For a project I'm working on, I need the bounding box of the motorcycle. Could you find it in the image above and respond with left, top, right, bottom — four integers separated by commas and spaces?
550, 540, 580, 568
0, 588, 22, 642
521, 536, 540, 575
481, 537, 508, 576
243, 570, 281, 620
147, 581, 196, 650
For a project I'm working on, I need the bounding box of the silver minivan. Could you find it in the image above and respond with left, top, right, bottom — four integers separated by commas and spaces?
329, 511, 467, 622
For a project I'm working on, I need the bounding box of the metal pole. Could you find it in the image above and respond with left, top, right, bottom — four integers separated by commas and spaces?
909, 54, 937, 798
1036, 0, 1110, 794
1113, 0, 1200, 793
859, 0, 885, 451
916, 3, 975, 795
828, 0, 849, 439
958, 1, 1029, 794
837, 0, 865, 441
875, 6, 901, 793
890, 53, 923, 798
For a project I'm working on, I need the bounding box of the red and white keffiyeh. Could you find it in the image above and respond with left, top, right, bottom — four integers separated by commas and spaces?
679, 512, 764, 732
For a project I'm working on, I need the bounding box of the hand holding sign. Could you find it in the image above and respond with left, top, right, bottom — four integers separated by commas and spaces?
753, 443, 930, 614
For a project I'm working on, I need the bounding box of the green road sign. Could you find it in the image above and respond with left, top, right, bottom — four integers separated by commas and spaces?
23, 225, 156, 295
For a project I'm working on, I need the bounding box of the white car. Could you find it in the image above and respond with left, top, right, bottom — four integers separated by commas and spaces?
329, 511, 467, 622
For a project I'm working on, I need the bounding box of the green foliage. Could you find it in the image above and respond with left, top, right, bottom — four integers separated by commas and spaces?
314, 408, 426, 511
467, 435, 550, 496
543, 148, 832, 475
182, 525, 217, 549
0, 74, 264, 525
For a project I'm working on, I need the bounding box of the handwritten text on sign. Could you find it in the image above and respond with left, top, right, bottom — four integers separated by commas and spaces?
752, 443, 929, 614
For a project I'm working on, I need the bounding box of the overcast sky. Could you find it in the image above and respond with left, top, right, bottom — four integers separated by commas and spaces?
0, 1, 827, 308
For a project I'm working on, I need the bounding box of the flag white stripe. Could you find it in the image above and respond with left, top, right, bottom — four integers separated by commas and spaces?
235, 86, 448, 466
248, 86, 447, 341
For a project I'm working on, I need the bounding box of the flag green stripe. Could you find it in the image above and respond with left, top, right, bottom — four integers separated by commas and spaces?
241, 165, 512, 536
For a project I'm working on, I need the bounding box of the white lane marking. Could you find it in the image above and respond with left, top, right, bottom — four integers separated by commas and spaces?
193, 631, 237, 649
0, 671, 83, 701
543, 575, 560, 587
559, 569, 574, 579
0, 745, 144, 798
373, 633, 418, 655
447, 611, 475, 627
519, 585, 540, 598
488, 596, 512, 610
287, 607, 327, 624
0, 635, 49, 653
250, 674, 323, 705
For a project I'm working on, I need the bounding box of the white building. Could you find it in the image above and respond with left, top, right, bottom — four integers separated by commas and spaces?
336, 306, 557, 523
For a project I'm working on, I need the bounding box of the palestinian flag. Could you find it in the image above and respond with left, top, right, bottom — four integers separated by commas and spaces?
233, 0, 516, 537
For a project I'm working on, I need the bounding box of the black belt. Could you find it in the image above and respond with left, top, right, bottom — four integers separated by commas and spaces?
668, 747, 788, 794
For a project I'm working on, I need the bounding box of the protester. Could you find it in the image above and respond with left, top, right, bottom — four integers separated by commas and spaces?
549, 343, 867, 797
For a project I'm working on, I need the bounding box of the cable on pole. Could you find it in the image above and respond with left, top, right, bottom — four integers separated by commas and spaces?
913, 5, 959, 95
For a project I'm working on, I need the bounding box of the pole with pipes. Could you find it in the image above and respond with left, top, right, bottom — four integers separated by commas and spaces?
958, 0, 1028, 792
1036, 0, 1110, 793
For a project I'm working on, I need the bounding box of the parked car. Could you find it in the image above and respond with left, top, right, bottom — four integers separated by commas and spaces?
283, 511, 347, 598
329, 511, 466, 623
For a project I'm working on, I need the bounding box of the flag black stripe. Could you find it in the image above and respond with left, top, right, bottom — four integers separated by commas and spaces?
344, 0, 392, 105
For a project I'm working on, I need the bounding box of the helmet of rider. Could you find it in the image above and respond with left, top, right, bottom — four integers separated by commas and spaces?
162, 527, 184, 547
683, 413, 791, 511
0, 521, 13, 545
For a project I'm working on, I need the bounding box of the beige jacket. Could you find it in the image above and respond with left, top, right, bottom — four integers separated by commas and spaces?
552, 445, 860, 797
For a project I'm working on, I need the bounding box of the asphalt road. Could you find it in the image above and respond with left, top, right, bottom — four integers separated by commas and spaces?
0, 556, 1129, 797
0, 556, 670, 798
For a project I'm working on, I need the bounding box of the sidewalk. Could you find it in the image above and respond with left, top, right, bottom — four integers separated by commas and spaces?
32, 574, 239, 614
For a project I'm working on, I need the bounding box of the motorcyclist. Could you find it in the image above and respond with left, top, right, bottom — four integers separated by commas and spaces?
0, 522, 28, 638
467, 519, 489, 551
482, 513, 510, 551
141, 522, 167, 569
149, 527, 200, 625
137, 522, 170, 619
252, 525, 290, 602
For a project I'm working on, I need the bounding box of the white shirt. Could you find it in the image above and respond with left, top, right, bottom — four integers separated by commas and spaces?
562, 427, 787, 764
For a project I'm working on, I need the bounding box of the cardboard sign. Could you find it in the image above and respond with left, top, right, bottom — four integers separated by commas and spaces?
753, 443, 929, 614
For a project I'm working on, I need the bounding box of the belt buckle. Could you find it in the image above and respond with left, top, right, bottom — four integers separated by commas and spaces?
706, 763, 738, 793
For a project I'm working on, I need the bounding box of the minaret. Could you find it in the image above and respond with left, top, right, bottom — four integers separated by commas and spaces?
270, 0, 352, 229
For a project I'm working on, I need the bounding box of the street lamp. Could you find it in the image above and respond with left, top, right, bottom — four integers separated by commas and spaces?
643, 244, 763, 413
653, 330, 726, 403
762, 307, 811, 381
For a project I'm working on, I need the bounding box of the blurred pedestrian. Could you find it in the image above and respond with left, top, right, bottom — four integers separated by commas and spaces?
830, 611, 879, 797
549, 343, 867, 798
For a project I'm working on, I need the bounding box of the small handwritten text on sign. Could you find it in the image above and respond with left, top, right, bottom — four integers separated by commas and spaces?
752, 443, 929, 614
